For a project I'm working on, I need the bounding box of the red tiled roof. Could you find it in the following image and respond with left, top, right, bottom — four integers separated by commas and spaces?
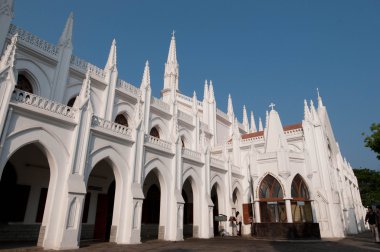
239, 122, 303, 141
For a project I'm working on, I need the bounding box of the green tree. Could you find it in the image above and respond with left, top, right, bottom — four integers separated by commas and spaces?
353, 168, 380, 206
363, 123, 380, 160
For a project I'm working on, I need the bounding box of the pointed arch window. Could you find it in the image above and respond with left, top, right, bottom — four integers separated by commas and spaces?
259, 175, 286, 223
16, 74, 33, 94
67, 96, 76, 107
115, 114, 128, 127
150, 127, 160, 139
291, 174, 313, 223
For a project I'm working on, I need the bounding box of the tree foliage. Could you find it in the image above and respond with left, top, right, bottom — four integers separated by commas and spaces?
353, 168, 380, 207
363, 123, 380, 160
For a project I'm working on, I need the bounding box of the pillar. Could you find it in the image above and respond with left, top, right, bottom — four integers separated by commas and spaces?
254, 201, 261, 223
285, 199, 293, 223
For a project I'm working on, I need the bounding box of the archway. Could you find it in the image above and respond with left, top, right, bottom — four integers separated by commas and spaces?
141, 170, 161, 241
259, 175, 286, 223
82, 159, 116, 242
149, 127, 160, 138
67, 96, 76, 107
114, 114, 128, 127
16, 74, 34, 94
211, 183, 220, 236
0, 143, 50, 244
291, 174, 313, 223
182, 178, 193, 238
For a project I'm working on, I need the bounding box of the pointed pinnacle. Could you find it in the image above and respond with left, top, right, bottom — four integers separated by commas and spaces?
58, 12, 74, 47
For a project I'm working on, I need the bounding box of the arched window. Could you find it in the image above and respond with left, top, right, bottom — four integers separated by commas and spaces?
16, 74, 33, 94
259, 175, 286, 223
291, 174, 313, 223
67, 97, 76, 107
115, 114, 128, 127
150, 127, 160, 138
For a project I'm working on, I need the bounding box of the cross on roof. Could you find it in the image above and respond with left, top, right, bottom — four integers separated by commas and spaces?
269, 102, 276, 111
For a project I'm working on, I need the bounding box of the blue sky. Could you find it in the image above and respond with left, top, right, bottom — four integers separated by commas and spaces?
13, 0, 380, 170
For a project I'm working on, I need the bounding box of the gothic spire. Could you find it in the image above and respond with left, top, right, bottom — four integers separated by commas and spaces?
227, 94, 234, 118
264, 106, 288, 152
242, 105, 249, 131
105, 39, 117, 71
258, 117, 263, 131
163, 31, 179, 97
317, 88, 324, 108
74, 69, 91, 109
203, 80, 209, 101
192, 91, 198, 112
250, 111, 257, 133
140, 60, 150, 89
167, 30, 177, 65
304, 99, 311, 121
310, 99, 320, 124
58, 12, 73, 48
209, 80, 215, 102
0, 32, 17, 70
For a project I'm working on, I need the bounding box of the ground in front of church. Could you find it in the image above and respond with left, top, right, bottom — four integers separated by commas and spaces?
1, 231, 379, 252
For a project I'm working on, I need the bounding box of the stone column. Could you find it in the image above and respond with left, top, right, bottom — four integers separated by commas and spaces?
254, 201, 261, 223
285, 199, 293, 223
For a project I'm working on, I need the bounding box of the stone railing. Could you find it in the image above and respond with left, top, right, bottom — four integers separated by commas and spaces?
216, 108, 229, 121
8, 24, 58, 57
211, 157, 225, 167
151, 97, 170, 113
117, 79, 141, 98
91, 116, 132, 138
241, 135, 264, 144
70, 55, 106, 80
182, 148, 201, 160
11, 89, 77, 119
144, 134, 172, 150
178, 110, 193, 124
284, 128, 303, 135
177, 93, 192, 103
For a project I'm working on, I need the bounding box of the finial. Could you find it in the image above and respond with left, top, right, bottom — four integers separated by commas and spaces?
171, 30, 176, 38
269, 102, 276, 111
145, 60, 149, 66
317, 88, 320, 98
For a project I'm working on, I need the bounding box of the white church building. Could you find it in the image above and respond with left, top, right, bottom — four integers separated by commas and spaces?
0, 1, 365, 250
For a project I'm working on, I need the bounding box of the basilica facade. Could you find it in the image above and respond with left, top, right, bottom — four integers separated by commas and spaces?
0, 1, 365, 250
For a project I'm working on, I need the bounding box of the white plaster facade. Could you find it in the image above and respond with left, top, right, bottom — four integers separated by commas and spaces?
0, 1, 365, 250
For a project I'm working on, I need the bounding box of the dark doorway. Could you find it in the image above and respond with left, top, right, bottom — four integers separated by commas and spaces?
0, 143, 50, 244
182, 179, 193, 238
211, 184, 219, 236
141, 171, 161, 241
93, 181, 115, 241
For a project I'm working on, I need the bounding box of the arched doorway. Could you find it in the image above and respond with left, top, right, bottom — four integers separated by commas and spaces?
0, 143, 50, 244
67, 96, 76, 107
211, 183, 220, 236
291, 174, 313, 223
182, 178, 193, 238
149, 127, 160, 138
259, 175, 287, 223
82, 159, 116, 242
141, 170, 161, 241
114, 114, 128, 127
16, 74, 34, 94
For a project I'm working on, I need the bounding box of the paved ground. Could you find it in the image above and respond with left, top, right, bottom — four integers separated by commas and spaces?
1, 231, 380, 252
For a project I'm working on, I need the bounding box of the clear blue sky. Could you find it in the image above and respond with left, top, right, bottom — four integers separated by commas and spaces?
13, 0, 380, 170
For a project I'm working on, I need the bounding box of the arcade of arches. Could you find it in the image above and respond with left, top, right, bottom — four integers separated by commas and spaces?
0, 143, 50, 243
258, 174, 313, 224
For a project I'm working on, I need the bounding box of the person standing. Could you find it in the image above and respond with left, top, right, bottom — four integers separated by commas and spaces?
376, 206, 380, 237
365, 206, 379, 242
236, 211, 242, 236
